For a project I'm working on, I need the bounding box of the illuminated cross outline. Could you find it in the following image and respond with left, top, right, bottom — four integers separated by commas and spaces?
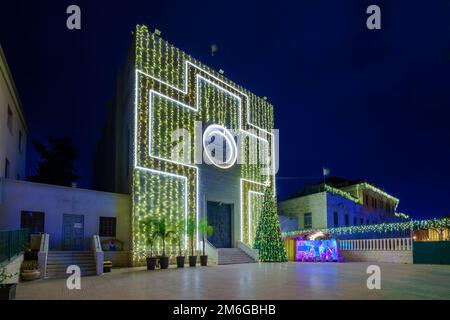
134, 60, 276, 249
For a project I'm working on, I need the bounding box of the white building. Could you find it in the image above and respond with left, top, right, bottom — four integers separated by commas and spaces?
0, 45, 131, 268
0, 45, 27, 181
278, 177, 401, 233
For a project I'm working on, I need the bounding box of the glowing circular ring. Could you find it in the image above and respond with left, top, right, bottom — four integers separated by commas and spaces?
202, 125, 237, 169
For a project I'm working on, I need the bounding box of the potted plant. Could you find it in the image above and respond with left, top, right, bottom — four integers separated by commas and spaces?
153, 216, 173, 270
21, 260, 40, 281
174, 218, 186, 268
0, 268, 17, 300
199, 217, 214, 266
140, 217, 158, 270
187, 217, 197, 267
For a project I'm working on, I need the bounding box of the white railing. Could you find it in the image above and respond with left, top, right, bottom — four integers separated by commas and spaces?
91, 235, 104, 275
204, 240, 218, 264
339, 238, 412, 251
37, 233, 50, 278
237, 241, 259, 262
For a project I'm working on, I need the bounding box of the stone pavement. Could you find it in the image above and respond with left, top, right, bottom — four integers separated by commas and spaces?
16, 262, 450, 300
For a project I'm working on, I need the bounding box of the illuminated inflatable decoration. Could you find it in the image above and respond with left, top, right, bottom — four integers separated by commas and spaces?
286, 232, 340, 262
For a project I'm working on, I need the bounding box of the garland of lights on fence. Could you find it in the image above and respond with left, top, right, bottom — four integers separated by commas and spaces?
282, 218, 450, 237
132, 25, 275, 263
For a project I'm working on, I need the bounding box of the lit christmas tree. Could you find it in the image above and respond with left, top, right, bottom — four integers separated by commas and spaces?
253, 187, 287, 262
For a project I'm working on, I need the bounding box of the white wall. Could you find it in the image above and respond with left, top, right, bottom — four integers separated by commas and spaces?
0, 48, 27, 181
278, 192, 327, 229
0, 179, 131, 251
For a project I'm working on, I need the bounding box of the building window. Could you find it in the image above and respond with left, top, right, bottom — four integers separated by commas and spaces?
345, 214, 349, 227
353, 217, 357, 226
7, 105, 13, 133
360, 218, 364, 225
304, 213, 312, 229
4, 158, 10, 178
365, 195, 369, 205
366, 219, 369, 225
19, 130, 23, 153
99, 217, 116, 237
333, 212, 339, 227
21, 211, 45, 234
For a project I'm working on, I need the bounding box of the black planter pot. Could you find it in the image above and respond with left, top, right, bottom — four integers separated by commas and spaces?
159, 256, 169, 269
176, 256, 185, 268
0, 284, 16, 300
189, 256, 197, 267
200, 255, 208, 266
146, 257, 157, 270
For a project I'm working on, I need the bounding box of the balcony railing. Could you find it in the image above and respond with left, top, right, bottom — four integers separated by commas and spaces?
339, 237, 412, 251
0, 229, 29, 266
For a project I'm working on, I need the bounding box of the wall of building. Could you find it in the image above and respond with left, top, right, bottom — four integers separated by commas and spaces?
278, 192, 327, 230
0, 179, 131, 251
0, 47, 27, 182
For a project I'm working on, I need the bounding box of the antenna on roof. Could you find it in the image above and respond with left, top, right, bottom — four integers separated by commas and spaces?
219, 69, 225, 75
211, 44, 218, 57
154, 28, 162, 36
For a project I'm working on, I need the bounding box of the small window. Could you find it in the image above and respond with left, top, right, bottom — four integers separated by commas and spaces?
4, 158, 10, 178
353, 217, 357, 226
19, 130, 23, 153
99, 217, 116, 237
345, 214, 349, 227
304, 213, 312, 229
21, 211, 45, 234
360, 218, 364, 225
366, 219, 369, 225
365, 195, 369, 205
7, 105, 13, 133
333, 212, 339, 227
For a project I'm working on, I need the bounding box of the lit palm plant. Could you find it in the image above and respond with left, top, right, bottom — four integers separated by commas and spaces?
139, 217, 157, 258
174, 218, 185, 257
152, 216, 173, 257
199, 217, 214, 257
187, 217, 197, 258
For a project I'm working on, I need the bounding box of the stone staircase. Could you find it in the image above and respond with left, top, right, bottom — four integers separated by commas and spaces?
217, 248, 256, 265
46, 251, 97, 279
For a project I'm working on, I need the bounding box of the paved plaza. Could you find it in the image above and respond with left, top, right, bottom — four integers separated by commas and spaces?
16, 262, 450, 300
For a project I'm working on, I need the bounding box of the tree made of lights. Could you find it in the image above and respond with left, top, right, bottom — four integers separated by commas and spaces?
254, 188, 287, 262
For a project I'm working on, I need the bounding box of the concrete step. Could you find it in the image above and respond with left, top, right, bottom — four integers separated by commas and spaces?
45, 271, 97, 279
46, 251, 97, 279
217, 248, 256, 265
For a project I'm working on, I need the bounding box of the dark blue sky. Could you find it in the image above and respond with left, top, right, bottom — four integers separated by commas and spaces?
1, 1, 449, 219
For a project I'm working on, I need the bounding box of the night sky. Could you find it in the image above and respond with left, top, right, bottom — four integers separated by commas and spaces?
1, 1, 449, 219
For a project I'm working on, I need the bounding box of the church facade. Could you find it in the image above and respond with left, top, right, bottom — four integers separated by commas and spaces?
94, 25, 277, 265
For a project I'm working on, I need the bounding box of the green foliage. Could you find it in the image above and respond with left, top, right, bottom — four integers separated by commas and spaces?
253, 188, 287, 262
152, 216, 174, 257
30, 136, 80, 187
173, 218, 186, 256
187, 217, 197, 257
139, 217, 157, 257
0, 268, 17, 287
199, 217, 214, 256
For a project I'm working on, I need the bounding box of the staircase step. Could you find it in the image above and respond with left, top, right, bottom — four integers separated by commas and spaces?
45, 251, 97, 279
217, 248, 255, 265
